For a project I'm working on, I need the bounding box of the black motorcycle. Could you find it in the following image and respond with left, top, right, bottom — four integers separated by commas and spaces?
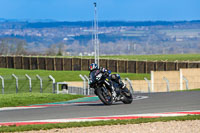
89, 69, 133, 105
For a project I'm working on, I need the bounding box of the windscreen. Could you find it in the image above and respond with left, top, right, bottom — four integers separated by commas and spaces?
89, 70, 100, 83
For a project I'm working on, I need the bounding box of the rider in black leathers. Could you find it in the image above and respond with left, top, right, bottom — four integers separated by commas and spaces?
89, 63, 125, 89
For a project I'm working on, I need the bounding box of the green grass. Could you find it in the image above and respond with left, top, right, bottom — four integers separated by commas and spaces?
174, 88, 200, 92
62, 54, 200, 61
0, 68, 90, 82
0, 93, 84, 108
0, 68, 150, 94
0, 68, 149, 82
0, 115, 200, 132
100, 54, 200, 61
24, 53, 200, 61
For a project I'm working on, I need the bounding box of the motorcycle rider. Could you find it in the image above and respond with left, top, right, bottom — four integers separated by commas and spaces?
89, 63, 126, 89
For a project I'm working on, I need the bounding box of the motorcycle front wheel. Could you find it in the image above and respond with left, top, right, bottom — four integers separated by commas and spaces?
121, 88, 133, 104
96, 87, 113, 105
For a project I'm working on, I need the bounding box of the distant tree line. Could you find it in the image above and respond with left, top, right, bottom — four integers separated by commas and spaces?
0, 38, 27, 55
1, 20, 200, 29
0, 38, 67, 56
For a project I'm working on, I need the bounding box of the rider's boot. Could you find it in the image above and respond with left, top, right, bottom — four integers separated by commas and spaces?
119, 80, 131, 96
119, 80, 126, 89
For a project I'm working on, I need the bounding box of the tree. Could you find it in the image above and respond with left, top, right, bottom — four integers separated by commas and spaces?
15, 40, 27, 55
57, 43, 64, 56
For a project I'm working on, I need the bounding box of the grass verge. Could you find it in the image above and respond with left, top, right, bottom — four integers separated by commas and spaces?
0, 68, 150, 81
174, 88, 200, 92
57, 54, 200, 61
0, 115, 200, 132
0, 93, 84, 108
0, 68, 150, 94
100, 54, 200, 61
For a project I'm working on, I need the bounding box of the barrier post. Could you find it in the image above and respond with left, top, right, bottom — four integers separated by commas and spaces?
49, 75, 56, 93
12, 74, 19, 93
183, 76, 189, 90
163, 77, 170, 92
0, 75, 4, 94
125, 78, 134, 94
79, 74, 86, 95
151, 71, 154, 92
180, 69, 183, 90
25, 74, 32, 92
144, 77, 151, 93
36, 75, 43, 93
84, 75, 90, 95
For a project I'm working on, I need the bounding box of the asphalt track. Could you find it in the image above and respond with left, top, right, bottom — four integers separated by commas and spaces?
0, 91, 200, 123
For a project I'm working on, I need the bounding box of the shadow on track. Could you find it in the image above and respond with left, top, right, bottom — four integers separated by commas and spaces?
74, 102, 125, 107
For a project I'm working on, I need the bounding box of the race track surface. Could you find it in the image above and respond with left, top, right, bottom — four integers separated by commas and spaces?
0, 91, 200, 123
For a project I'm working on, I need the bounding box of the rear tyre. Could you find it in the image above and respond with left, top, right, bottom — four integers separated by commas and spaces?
122, 88, 133, 104
96, 87, 113, 105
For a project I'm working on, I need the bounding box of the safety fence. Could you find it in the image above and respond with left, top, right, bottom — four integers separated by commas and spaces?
130, 78, 200, 93
0, 56, 200, 73
130, 68, 200, 93
77, 68, 200, 93
0, 74, 54, 94
1, 73, 199, 95
0, 74, 94, 95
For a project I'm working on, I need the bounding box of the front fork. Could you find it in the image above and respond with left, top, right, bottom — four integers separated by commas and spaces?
104, 80, 117, 101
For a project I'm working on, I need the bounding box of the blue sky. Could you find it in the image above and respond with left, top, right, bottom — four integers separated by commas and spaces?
0, 0, 199, 21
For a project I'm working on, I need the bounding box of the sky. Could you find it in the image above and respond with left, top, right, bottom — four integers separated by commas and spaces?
0, 0, 200, 21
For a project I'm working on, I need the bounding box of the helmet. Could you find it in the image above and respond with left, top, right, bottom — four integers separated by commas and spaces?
89, 63, 98, 71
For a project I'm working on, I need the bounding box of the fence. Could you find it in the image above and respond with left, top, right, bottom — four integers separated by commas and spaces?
0, 74, 94, 95
72, 68, 200, 93
131, 68, 200, 93
1, 56, 200, 73
0, 74, 54, 94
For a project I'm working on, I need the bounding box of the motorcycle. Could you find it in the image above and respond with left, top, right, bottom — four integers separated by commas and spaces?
89, 69, 133, 105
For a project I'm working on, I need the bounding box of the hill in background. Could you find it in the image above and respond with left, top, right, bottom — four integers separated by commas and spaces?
0, 20, 200, 55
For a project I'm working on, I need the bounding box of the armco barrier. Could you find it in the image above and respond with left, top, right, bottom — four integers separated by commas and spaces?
0, 56, 200, 73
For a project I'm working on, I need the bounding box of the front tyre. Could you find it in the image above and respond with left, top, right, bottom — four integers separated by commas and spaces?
96, 87, 113, 105
122, 88, 133, 104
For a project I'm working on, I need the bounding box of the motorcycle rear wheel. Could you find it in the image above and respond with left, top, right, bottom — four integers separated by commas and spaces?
96, 87, 113, 105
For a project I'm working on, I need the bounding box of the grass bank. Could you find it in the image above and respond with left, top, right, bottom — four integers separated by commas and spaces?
100, 54, 200, 61
59, 54, 200, 61
174, 88, 200, 92
0, 68, 150, 94
0, 93, 84, 108
0, 68, 150, 82
0, 115, 200, 132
